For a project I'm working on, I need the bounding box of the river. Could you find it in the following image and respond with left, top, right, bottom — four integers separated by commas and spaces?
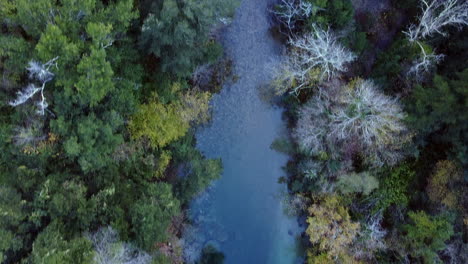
184, 0, 302, 263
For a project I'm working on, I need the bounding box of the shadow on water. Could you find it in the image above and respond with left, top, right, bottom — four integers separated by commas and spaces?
184, 0, 304, 263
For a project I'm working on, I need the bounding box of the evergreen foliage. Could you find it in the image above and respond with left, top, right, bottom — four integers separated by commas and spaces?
0, 0, 229, 262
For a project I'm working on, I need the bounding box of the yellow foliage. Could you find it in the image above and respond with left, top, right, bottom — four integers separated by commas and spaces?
306, 195, 360, 261
154, 150, 172, 179
426, 160, 462, 209
177, 88, 212, 125
128, 99, 189, 148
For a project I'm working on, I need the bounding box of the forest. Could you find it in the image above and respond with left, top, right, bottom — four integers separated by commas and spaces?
0, 0, 236, 263
271, 0, 467, 263
0, 0, 467, 264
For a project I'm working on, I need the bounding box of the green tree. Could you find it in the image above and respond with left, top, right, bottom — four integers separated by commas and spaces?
406, 69, 468, 164
372, 164, 415, 213
0, 35, 32, 89
55, 113, 124, 173
33, 176, 96, 232
0, 186, 27, 262
139, 0, 237, 76
176, 157, 222, 203
130, 182, 180, 251
372, 38, 421, 91
30, 222, 94, 264
75, 47, 114, 107
402, 211, 454, 263
305, 0, 354, 29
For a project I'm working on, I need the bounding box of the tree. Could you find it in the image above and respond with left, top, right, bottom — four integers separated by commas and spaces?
371, 164, 415, 213
9, 57, 58, 115
130, 183, 180, 251
371, 38, 421, 91
8, 0, 56, 38
329, 80, 410, 167
406, 69, 468, 164
306, 195, 360, 261
55, 113, 124, 173
294, 80, 410, 168
272, 0, 313, 34
304, 0, 355, 30
139, 0, 237, 76
272, 24, 356, 95
0, 35, 32, 89
404, 0, 468, 42
426, 160, 463, 209
352, 213, 387, 262
32, 175, 96, 232
75, 47, 114, 107
177, 88, 212, 125
403, 0, 468, 79
176, 156, 222, 203
30, 222, 95, 264
0, 186, 27, 263
88, 227, 152, 264
402, 211, 454, 263
128, 99, 189, 149
277, 24, 356, 93
336, 171, 379, 195
407, 41, 444, 81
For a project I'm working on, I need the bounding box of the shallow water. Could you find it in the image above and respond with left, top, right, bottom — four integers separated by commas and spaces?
186, 0, 302, 263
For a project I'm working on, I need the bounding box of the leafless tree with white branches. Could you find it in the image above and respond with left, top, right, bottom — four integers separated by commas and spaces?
290, 24, 356, 80
293, 87, 332, 154
294, 80, 410, 168
407, 41, 445, 81
88, 227, 152, 264
271, 0, 315, 34
404, 0, 468, 42
353, 213, 387, 261
403, 0, 467, 79
330, 80, 410, 167
271, 24, 356, 95
9, 57, 59, 115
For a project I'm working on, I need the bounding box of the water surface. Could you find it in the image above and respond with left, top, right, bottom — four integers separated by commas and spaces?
186, 0, 301, 263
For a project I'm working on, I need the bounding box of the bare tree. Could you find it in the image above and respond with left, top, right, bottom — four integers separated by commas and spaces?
294, 80, 410, 168
290, 24, 356, 80
407, 41, 444, 81
403, 0, 467, 79
293, 87, 332, 154
329, 80, 410, 167
352, 213, 387, 261
404, 0, 468, 42
9, 57, 58, 115
270, 54, 320, 96
272, 24, 356, 96
88, 227, 152, 264
271, 0, 314, 34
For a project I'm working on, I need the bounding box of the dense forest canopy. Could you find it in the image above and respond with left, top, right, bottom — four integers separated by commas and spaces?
0, 0, 235, 263
272, 0, 467, 263
0, 0, 467, 263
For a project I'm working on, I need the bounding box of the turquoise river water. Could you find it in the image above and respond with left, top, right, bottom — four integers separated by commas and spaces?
184, 0, 302, 263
